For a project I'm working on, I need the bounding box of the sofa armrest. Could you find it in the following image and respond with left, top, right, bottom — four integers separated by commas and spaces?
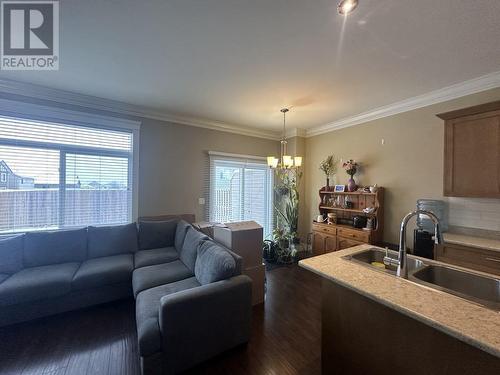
158, 275, 252, 373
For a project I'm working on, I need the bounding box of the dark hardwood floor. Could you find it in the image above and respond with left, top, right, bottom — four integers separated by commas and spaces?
0, 265, 321, 375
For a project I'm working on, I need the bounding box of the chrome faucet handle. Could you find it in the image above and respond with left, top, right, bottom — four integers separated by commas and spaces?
383, 247, 399, 267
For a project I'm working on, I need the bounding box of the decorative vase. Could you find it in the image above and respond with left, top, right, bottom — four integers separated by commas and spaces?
347, 176, 357, 192
326, 177, 330, 191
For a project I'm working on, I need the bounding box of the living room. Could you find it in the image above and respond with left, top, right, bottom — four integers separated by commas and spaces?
0, 1, 500, 374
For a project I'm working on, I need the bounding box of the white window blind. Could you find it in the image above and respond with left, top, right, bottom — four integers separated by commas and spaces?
0, 115, 135, 233
209, 152, 273, 239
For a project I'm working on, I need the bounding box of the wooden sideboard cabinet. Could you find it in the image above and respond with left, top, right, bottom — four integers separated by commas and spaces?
312, 188, 384, 255
437, 101, 500, 198
312, 231, 337, 253
436, 243, 500, 276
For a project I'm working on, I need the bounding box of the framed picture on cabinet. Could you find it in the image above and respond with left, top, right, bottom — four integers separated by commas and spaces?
334, 184, 345, 192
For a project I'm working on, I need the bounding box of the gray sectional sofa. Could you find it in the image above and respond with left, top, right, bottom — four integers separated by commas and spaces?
0, 218, 253, 375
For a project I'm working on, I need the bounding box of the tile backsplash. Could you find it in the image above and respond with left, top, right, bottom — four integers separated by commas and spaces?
446, 197, 500, 232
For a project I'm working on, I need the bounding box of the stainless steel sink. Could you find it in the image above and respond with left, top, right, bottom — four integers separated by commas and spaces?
412, 265, 500, 311
343, 248, 500, 311
344, 248, 425, 275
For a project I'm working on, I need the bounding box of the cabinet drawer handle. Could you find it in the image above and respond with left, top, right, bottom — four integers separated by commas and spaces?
485, 257, 500, 263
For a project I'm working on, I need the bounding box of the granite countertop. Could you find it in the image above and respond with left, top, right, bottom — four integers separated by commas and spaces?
299, 244, 500, 358
444, 232, 500, 253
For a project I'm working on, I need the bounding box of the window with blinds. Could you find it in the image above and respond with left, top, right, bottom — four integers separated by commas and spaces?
0, 115, 134, 233
209, 153, 273, 239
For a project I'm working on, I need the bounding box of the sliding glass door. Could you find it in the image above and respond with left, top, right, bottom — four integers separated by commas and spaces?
209, 154, 273, 239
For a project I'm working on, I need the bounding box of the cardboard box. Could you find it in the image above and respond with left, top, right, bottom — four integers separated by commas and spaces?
192, 221, 221, 238
213, 221, 263, 269
243, 263, 266, 305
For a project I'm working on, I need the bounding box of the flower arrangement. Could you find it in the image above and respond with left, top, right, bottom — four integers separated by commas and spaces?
319, 154, 338, 190
319, 155, 338, 177
342, 159, 358, 177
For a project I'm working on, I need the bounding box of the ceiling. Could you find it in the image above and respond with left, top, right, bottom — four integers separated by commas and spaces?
1, 0, 500, 134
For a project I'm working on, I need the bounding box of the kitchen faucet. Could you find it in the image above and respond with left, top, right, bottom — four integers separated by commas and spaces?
383, 210, 443, 278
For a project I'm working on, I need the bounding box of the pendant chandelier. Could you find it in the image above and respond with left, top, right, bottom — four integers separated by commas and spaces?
267, 108, 302, 170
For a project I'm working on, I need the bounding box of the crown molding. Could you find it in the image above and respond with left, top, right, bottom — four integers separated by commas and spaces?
0, 79, 282, 141
306, 71, 500, 137
0, 96, 141, 131
3, 70, 499, 141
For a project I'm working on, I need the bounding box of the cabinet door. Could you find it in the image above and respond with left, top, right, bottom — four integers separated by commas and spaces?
436, 243, 500, 276
444, 110, 500, 197
312, 232, 326, 255
325, 235, 337, 253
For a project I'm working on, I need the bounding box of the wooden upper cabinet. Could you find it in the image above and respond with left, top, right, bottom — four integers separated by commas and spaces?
438, 101, 500, 198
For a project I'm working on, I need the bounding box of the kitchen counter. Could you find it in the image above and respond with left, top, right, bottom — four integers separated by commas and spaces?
444, 232, 500, 253
299, 244, 500, 359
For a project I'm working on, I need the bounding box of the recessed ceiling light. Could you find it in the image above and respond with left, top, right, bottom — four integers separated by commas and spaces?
337, 0, 358, 15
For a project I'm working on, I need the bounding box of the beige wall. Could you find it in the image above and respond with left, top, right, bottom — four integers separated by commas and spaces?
0, 92, 279, 224
139, 119, 279, 221
303, 88, 500, 244
6, 87, 500, 239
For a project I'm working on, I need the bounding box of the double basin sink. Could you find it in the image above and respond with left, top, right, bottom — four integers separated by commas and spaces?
343, 248, 500, 311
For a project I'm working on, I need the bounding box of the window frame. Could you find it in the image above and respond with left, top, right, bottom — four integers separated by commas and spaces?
0, 172, 5, 182
0, 98, 141, 232
208, 151, 274, 238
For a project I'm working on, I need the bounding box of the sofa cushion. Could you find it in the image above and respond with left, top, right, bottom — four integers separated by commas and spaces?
223, 246, 243, 277
72, 254, 134, 291
88, 223, 138, 258
138, 220, 178, 250
0, 235, 24, 274
174, 220, 191, 252
135, 277, 200, 356
195, 241, 236, 285
132, 260, 193, 298
0, 263, 79, 306
134, 247, 179, 269
24, 229, 87, 267
180, 227, 209, 272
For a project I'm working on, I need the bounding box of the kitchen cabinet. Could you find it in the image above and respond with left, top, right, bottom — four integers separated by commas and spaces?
320, 277, 499, 375
436, 243, 500, 276
312, 222, 371, 254
311, 188, 384, 255
438, 101, 500, 198
325, 235, 337, 252
312, 229, 337, 256
312, 231, 326, 255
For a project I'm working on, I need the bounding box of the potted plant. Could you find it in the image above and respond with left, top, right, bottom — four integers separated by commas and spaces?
342, 159, 359, 192
262, 239, 278, 262
319, 155, 338, 190
273, 168, 302, 263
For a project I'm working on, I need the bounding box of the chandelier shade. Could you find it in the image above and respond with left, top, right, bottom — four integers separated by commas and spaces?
267, 108, 303, 170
